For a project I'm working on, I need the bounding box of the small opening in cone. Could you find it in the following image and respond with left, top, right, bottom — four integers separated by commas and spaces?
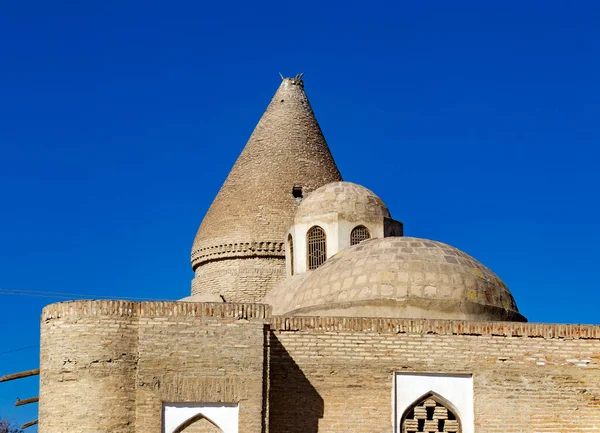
292, 185, 303, 199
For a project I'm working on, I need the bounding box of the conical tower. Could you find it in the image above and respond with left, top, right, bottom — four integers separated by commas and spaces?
191, 76, 342, 302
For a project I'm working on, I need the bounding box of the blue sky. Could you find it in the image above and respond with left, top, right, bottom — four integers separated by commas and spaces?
1, 1, 599, 429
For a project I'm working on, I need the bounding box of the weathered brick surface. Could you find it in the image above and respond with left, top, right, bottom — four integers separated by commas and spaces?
192, 257, 286, 302
191, 77, 342, 302
134, 313, 266, 433
39, 301, 138, 433
39, 301, 270, 433
39, 301, 600, 433
269, 317, 600, 433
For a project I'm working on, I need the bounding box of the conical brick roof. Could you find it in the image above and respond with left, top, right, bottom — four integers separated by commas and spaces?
191, 76, 342, 271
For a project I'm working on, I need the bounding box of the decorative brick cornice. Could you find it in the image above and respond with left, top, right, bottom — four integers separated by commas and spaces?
42, 300, 272, 321
41, 301, 599, 340
269, 316, 600, 340
191, 241, 285, 268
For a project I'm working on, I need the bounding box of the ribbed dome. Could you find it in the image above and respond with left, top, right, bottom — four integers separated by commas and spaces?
295, 181, 390, 222
191, 77, 342, 270
264, 237, 526, 322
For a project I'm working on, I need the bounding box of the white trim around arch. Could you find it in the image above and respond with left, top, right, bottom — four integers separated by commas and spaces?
393, 373, 473, 433
163, 403, 239, 433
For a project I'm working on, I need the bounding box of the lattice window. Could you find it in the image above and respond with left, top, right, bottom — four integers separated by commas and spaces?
350, 225, 371, 246
401, 394, 460, 433
288, 234, 294, 275
307, 226, 327, 270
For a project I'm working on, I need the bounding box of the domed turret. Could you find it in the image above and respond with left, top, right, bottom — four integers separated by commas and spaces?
265, 237, 526, 322
283, 181, 403, 276
191, 76, 342, 302
295, 181, 391, 222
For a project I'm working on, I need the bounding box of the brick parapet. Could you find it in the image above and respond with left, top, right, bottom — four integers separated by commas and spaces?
41, 301, 600, 338
42, 300, 272, 321
270, 315, 600, 339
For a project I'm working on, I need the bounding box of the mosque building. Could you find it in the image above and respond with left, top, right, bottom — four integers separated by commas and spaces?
37, 76, 600, 433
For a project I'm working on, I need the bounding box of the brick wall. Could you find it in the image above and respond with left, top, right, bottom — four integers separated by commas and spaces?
39, 301, 270, 433
39, 301, 600, 433
39, 301, 138, 433
134, 303, 267, 433
268, 317, 600, 433
192, 257, 286, 302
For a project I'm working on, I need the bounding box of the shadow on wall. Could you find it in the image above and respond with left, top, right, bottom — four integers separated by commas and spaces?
268, 332, 324, 433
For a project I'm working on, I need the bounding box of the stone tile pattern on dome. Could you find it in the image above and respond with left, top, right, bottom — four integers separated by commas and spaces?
191, 77, 342, 302
294, 181, 390, 222
268, 237, 522, 321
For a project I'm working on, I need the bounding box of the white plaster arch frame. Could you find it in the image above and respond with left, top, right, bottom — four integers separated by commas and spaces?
163, 403, 239, 433
393, 373, 473, 433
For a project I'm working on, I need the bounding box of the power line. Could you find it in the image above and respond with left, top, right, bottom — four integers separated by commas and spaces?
0, 288, 173, 302
0, 345, 39, 356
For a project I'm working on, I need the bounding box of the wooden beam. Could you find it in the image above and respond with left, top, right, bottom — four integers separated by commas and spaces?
21, 420, 38, 429
15, 396, 39, 406
0, 369, 39, 383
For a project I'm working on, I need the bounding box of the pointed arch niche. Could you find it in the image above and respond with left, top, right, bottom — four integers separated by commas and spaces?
163, 403, 238, 433
394, 373, 473, 433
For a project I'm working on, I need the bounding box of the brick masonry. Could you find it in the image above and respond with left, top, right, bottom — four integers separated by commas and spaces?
191, 78, 342, 302
269, 317, 600, 432
39, 301, 268, 433
39, 300, 600, 433
192, 257, 286, 303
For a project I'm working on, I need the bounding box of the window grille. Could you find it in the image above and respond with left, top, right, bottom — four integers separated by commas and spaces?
350, 225, 371, 246
307, 226, 327, 270
401, 394, 460, 433
288, 234, 294, 275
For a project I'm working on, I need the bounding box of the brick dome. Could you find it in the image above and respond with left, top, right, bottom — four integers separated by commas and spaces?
264, 237, 526, 322
295, 181, 390, 222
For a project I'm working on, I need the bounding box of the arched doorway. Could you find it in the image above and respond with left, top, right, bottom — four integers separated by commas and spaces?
163, 403, 238, 433
174, 414, 223, 433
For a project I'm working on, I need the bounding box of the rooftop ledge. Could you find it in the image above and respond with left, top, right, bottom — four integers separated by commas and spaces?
41, 300, 600, 340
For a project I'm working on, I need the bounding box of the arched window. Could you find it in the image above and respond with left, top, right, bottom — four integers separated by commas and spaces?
401, 393, 461, 433
350, 225, 371, 246
288, 234, 294, 276
307, 226, 327, 270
